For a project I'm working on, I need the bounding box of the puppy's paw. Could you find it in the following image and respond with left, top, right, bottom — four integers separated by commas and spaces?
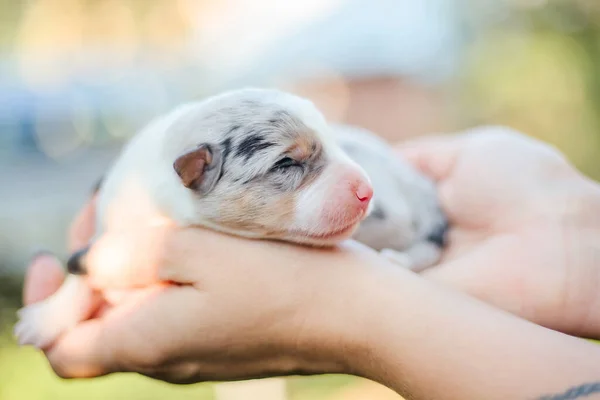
14, 302, 70, 349
380, 248, 413, 269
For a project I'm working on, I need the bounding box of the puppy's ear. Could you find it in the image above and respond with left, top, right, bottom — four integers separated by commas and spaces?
173, 143, 223, 195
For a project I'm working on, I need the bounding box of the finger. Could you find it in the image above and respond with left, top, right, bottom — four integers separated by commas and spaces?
46, 285, 197, 379
68, 195, 97, 253
393, 133, 465, 181
45, 318, 115, 379
23, 252, 66, 305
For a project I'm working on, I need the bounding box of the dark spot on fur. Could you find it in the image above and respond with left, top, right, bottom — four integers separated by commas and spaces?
427, 220, 449, 248
236, 134, 275, 160
370, 206, 386, 219
221, 138, 232, 163
218, 138, 232, 181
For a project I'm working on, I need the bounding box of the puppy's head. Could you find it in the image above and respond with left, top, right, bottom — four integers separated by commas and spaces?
166, 88, 373, 246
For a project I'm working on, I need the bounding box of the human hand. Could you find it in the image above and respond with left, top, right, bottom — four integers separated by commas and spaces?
22, 196, 386, 382
22, 126, 600, 396
396, 126, 600, 338
24, 192, 600, 400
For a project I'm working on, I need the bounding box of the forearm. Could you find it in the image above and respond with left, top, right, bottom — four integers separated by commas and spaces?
312, 258, 600, 400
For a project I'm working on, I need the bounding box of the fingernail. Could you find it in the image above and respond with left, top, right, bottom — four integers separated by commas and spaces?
29, 248, 57, 264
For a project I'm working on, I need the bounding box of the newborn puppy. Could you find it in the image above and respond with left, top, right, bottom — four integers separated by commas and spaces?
14, 88, 447, 349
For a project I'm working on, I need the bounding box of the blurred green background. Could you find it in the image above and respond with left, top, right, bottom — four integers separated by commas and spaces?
1, 1, 599, 399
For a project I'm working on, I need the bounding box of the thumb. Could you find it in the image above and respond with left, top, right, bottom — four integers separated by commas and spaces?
44, 317, 118, 378
394, 133, 465, 182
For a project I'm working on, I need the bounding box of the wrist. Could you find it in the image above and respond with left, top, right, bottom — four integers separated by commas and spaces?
281, 246, 416, 383
274, 248, 371, 376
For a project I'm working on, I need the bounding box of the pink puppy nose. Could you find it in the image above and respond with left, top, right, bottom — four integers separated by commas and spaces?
355, 182, 373, 203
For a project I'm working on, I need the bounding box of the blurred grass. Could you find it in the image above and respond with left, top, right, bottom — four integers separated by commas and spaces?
457, 1, 600, 181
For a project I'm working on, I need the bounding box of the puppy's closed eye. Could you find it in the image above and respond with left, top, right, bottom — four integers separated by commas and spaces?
270, 157, 304, 173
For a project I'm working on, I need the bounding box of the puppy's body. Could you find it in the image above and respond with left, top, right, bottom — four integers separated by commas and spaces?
15, 88, 447, 349
334, 124, 447, 270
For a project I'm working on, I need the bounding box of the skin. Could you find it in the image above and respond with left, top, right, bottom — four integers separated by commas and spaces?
22, 126, 600, 399
398, 126, 600, 338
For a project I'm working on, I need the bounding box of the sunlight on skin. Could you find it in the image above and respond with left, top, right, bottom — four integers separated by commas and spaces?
214, 378, 289, 400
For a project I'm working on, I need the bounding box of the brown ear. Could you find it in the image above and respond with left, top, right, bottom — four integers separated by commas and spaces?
173, 144, 223, 194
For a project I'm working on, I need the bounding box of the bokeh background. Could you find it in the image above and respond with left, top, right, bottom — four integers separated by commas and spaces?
1, 0, 600, 399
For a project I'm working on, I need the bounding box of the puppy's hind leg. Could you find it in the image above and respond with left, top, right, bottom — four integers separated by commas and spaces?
14, 270, 99, 349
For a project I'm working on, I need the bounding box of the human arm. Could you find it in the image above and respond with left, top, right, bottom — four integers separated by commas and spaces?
23, 125, 600, 399
335, 252, 600, 400
24, 225, 600, 400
